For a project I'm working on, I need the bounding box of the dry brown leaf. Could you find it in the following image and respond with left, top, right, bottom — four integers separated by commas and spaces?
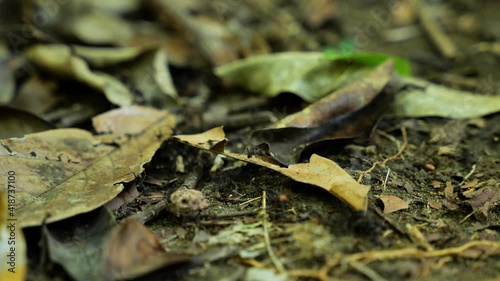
428, 200, 442, 209
466, 187, 500, 218
10, 75, 59, 115
0, 106, 175, 227
379, 194, 409, 214
432, 180, 442, 189
173, 127, 369, 211
103, 218, 192, 280
250, 60, 395, 165
92, 105, 167, 135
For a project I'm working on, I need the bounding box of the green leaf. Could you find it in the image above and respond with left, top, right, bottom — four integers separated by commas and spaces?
322, 49, 411, 77
389, 77, 500, 118
215, 52, 390, 102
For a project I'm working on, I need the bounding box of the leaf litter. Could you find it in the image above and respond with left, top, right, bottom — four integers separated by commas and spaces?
1, 1, 500, 281
173, 126, 370, 212
0, 106, 175, 227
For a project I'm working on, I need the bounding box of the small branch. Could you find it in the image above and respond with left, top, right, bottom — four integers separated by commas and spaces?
261, 191, 286, 273
417, 0, 457, 58
348, 260, 388, 281
130, 199, 169, 224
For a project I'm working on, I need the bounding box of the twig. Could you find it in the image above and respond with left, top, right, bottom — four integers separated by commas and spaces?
417, 0, 457, 58
130, 199, 169, 224
239, 196, 262, 207
405, 223, 434, 251
348, 260, 388, 281
460, 209, 477, 224
288, 241, 499, 280
358, 127, 408, 183
261, 191, 286, 273
345, 240, 500, 262
382, 168, 390, 191
209, 210, 260, 219
459, 164, 476, 185
288, 256, 342, 281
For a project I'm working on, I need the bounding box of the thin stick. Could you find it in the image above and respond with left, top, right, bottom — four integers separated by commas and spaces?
261, 191, 286, 273
288, 240, 499, 280
417, 0, 457, 58
130, 200, 169, 224
459, 164, 476, 185
348, 260, 388, 281
382, 168, 390, 191
345, 240, 500, 262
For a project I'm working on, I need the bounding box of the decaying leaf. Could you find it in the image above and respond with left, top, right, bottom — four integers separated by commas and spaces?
215, 52, 407, 102
0, 106, 175, 227
0, 191, 27, 281
103, 218, 192, 280
148, 0, 239, 66
63, 11, 135, 45
215, 52, 365, 102
92, 105, 168, 135
251, 60, 395, 165
24, 44, 134, 106
379, 194, 409, 214
173, 127, 370, 211
390, 77, 500, 118
43, 207, 116, 281
0, 106, 54, 139
10, 75, 59, 115
463, 186, 500, 219
125, 48, 178, 108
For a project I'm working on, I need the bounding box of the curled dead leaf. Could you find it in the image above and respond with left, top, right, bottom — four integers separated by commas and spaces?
103, 218, 192, 280
251, 60, 395, 165
173, 127, 370, 211
379, 194, 409, 214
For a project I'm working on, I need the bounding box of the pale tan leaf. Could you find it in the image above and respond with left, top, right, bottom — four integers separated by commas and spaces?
0, 106, 175, 227
379, 194, 409, 214
173, 127, 370, 211
92, 105, 168, 135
